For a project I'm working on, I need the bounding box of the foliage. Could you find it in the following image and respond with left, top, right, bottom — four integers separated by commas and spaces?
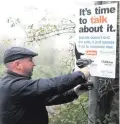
32, 61, 74, 79
32, 46, 75, 79
7, 17, 75, 45
32, 65, 63, 79
0, 64, 6, 78
49, 93, 88, 124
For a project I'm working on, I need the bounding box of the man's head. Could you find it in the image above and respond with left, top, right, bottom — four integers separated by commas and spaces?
4, 47, 38, 77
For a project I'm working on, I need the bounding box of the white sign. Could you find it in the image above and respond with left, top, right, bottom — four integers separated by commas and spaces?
75, 3, 117, 78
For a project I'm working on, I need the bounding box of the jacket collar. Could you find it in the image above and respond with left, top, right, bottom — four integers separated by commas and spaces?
7, 70, 31, 79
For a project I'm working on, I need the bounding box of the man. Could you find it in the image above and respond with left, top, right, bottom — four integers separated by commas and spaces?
0, 47, 90, 124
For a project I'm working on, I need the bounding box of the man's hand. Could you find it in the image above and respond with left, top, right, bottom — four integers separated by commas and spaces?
74, 66, 90, 80
74, 83, 93, 96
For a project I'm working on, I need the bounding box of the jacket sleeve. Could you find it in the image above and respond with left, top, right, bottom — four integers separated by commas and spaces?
10, 71, 85, 103
45, 89, 78, 106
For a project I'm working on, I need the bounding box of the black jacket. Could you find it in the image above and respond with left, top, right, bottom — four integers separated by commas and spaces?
0, 70, 85, 124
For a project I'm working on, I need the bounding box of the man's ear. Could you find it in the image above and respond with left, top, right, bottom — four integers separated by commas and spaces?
14, 60, 22, 70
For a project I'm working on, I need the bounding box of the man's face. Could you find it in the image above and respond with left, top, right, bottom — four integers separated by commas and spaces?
18, 57, 35, 77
